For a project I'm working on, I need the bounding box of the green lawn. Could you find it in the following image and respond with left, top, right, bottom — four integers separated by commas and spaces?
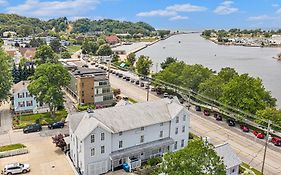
240, 162, 262, 175
67, 45, 81, 54
0, 144, 26, 152
13, 110, 68, 129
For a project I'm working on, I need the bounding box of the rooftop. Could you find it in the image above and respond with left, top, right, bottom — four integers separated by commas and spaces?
214, 143, 241, 169
13, 81, 30, 94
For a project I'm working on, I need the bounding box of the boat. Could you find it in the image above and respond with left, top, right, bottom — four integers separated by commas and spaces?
179, 41, 181, 43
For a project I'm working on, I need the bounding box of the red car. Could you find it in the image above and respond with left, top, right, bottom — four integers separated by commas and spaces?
253, 130, 265, 139
271, 137, 281, 146
203, 110, 210, 116
240, 124, 250, 132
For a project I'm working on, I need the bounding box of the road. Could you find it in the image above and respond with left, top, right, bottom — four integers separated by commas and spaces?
109, 74, 281, 175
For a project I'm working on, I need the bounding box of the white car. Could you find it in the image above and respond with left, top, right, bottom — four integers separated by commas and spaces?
1, 163, 30, 175
163, 93, 169, 98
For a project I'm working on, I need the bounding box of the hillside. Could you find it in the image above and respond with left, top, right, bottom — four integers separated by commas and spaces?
0, 14, 155, 37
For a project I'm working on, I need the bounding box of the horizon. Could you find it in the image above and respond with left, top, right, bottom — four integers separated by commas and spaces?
0, 0, 280, 29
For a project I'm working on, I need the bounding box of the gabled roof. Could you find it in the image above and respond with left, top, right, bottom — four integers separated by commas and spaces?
215, 143, 241, 169
69, 98, 185, 141
13, 81, 30, 94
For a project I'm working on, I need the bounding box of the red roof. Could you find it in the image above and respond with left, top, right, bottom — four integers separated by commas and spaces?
105, 35, 120, 44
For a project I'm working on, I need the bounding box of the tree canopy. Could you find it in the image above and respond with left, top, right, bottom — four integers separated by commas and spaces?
160, 57, 178, 70
34, 45, 57, 65
153, 139, 226, 175
0, 49, 13, 101
28, 63, 70, 117
96, 44, 113, 56
136, 55, 153, 76
126, 53, 136, 66
50, 38, 62, 53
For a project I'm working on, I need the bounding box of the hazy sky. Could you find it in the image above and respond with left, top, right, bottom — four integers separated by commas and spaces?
1, 0, 281, 29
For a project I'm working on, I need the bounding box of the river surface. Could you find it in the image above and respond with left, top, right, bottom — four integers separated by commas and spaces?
136, 33, 281, 108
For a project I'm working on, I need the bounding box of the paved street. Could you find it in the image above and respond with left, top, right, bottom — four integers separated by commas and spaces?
109, 73, 281, 175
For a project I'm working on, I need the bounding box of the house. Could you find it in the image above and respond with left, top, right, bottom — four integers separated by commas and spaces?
65, 66, 114, 106
3, 31, 17, 38
215, 143, 241, 175
19, 48, 36, 60
68, 97, 189, 175
105, 35, 120, 45
11, 81, 38, 114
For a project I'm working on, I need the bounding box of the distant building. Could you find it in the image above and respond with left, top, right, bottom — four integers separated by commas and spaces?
19, 48, 36, 60
105, 35, 120, 45
11, 81, 38, 114
3, 31, 17, 38
68, 97, 189, 175
65, 66, 114, 106
215, 143, 241, 175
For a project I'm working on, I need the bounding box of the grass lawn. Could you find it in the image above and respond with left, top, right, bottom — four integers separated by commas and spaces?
0, 144, 26, 152
67, 45, 81, 54
13, 110, 68, 129
240, 162, 262, 175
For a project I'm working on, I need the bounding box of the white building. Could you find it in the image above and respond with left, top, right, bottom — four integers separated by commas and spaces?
11, 81, 38, 114
215, 143, 241, 175
68, 97, 189, 175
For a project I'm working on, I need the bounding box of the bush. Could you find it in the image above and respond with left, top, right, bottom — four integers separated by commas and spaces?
147, 157, 162, 166
77, 104, 96, 111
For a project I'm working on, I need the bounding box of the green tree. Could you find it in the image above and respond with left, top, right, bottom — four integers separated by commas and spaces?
61, 51, 71, 59
96, 44, 113, 56
12, 63, 20, 83
154, 139, 226, 175
127, 53, 136, 66
0, 49, 13, 101
160, 57, 178, 69
256, 108, 281, 126
34, 45, 57, 65
135, 55, 153, 76
220, 74, 276, 114
50, 38, 62, 53
97, 38, 106, 46
0, 38, 3, 46
218, 67, 238, 82
29, 37, 45, 47
198, 75, 224, 100
81, 40, 98, 55
28, 63, 70, 117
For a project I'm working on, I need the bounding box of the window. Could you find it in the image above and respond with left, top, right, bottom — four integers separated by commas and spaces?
26, 101, 33, 106
101, 146, 105, 154
82, 99, 84, 103
101, 133, 105, 141
182, 126, 185, 133
181, 139, 185, 147
160, 122, 163, 126
176, 116, 179, 123
232, 169, 235, 173
183, 115, 186, 121
140, 127, 144, 131
119, 132, 123, 136
91, 148, 95, 156
160, 131, 163, 138
175, 127, 178, 135
140, 135, 144, 143
119, 141, 123, 148
82, 91, 84, 97
91, 134, 95, 143
174, 141, 178, 150
82, 82, 84, 88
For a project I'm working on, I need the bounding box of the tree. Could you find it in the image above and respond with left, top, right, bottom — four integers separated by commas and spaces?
0, 49, 13, 101
52, 134, 66, 151
28, 63, 70, 117
160, 57, 178, 70
218, 67, 238, 82
0, 38, 3, 46
256, 108, 281, 127
127, 53, 136, 66
220, 74, 276, 114
61, 51, 71, 59
34, 45, 57, 65
50, 38, 62, 53
153, 139, 226, 175
81, 40, 98, 55
135, 55, 153, 76
97, 38, 106, 46
29, 37, 45, 47
198, 75, 224, 100
12, 63, 20, 83
96, 44, 113, 56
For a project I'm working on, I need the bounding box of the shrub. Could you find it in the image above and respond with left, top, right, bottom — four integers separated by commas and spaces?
147, 157, 162, 166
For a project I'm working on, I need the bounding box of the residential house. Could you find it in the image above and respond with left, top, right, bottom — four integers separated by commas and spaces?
11, 81, 38, 114
65, 66, 114, 106
19, 48, 36, 60
68, 97, 189, 175
105, 35, 120, 45
3, 31, 17, 38
215, 143, 241, 175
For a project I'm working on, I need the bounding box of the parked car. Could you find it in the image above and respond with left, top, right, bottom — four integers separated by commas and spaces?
240, 124, 250, 132
115, 72, 119, 76
118, 74, 123, 78
122, 76, 127, 80
23, 124, 42, 133
82, 64, 89, 68
1, 163, 30, 175
203, 110, 210, 116
112, 71, 116, 74
253, 130, 265, 139
48, 122, 64, 129
126, 77, 130, 81
151, 87, 156, 92
90, 62, 95, 65
227, 119, 236, 127
145, 84, 149, 89
130, 79, 135, 83
135, 80, 140, 85
195, 105, 201, 112
122, 96, 129, 101
214, 113, 222, 121
140, 82, 145, 87
163, 93, 169, 98
95, 64, 99, 67
271, 137, 281, 146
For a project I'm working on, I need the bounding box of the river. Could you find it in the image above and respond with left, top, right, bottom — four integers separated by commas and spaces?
136, 33, 281, 108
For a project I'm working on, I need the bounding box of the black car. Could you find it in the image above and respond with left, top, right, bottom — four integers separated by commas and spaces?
131, 79, 135, 83
23, 124, 42, 133
116, 72, 119, 76
126, 77, 130, 81
227, 119, 236, 127
135, 80, 140, 85
118, 74, 123, 78
122, 76, 127, 80
195, 105, 201, 112
140, 82, 145, 87
48, 122, 64, 129
112, 71, 116, 74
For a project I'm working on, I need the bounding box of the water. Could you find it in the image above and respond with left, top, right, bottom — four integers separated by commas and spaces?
136, 33, 281, 108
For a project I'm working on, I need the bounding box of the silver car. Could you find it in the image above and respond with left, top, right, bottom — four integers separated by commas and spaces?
1, 163, 30, 175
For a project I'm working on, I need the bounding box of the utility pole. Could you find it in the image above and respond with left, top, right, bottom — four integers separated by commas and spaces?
146, 79, 150, 101
261, 120, 272, 174
155, 63, 158, 73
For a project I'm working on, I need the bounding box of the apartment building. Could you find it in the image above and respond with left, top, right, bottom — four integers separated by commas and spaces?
66, 67, 114, 106
68, 97, 189, 175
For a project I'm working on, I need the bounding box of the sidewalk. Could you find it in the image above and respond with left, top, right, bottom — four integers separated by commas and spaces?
0, 101, 12, 134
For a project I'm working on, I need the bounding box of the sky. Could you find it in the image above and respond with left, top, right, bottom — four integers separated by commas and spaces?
1, 0, 281, 29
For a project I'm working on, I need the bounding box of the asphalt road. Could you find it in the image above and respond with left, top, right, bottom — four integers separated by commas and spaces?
109, 73, 281, 175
